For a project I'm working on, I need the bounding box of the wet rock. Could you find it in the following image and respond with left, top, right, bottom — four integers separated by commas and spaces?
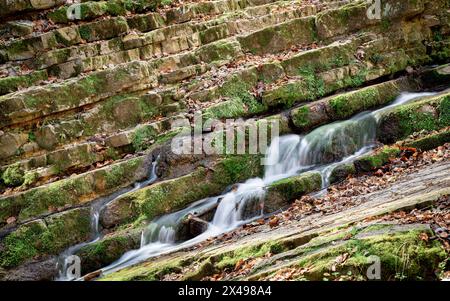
75, 229, 141, 275
329, 163, 356, 184
0, 256, 58, 281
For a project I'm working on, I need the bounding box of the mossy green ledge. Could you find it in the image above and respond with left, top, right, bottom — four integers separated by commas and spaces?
378, 92, 450, 144
75, 227, 142, 276
290, 77, 416, 131
48, 0, 160, 24
315, 0, 425, 39
265, 171, 322, 213
0, 61, 155, 128
99, 154, 264, 229
0, 207, 91, 269
0, 0, 65, 17
238, 16, 317, 55
0, 70, 48, 96
0, 156, 151, 228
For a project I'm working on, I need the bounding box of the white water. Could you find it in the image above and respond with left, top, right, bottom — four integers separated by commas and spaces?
97, 92, 435, 277
56, 157, 159, 280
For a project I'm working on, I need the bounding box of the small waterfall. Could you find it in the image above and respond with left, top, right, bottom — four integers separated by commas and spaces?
55, 156, 159, 280
99, 92, 436, 276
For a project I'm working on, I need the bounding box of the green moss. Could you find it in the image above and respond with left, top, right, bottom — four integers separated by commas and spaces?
21, 171, 39, 188
215, 155, 264, 186
0, 208, 91, 268
292, 106, 311, 128
298, 66, 326, 100
182, 258, 216, 281
132, 125, 158, 151
79, 24, 92, 41
0, 157, 145, 224
354, 147, 400, 172
216, 241, 287, 270
329, 84, 390, 119
403, 129, 450, 151
295, 229, 446, 280
76, 230, 140, 274
203, 98, 246, 119
27, 131, 36, 142
199, 40, 238, 62
329, 163, 356, 184
268, 172, 322, 202
0, 70, 47, 95
381, 19, 392, 31
19, 176, 91, 221
2, 163, 24, 187
6, 39, 31, 58
0, 221, 45, 268
48, 7, 69, 23
39, 209, 91, 254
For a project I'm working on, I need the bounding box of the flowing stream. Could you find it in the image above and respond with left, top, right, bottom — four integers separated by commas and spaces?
78, 92, 435, 278
56, 158, 159, 280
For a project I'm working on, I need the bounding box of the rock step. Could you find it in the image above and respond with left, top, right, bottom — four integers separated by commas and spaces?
0, 0, 444, 122
0, 0, 449, 279
0, 0, 323, 72
0, 206, 92, 273
0, 154, 152, 229
0, 0, 66, 18
245, 224, 444, 281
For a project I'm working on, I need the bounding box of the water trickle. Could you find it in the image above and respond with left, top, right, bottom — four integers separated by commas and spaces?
98, 92, 435, 277
55, 157, 159, 280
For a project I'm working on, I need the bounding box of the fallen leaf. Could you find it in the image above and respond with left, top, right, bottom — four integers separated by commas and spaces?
269, 216, 279, 228
6, 216, 16, 224
419, 232, 429, 242
234, 259, 245, 271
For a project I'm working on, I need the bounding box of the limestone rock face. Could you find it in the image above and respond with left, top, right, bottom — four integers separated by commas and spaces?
0, 0, 449, 281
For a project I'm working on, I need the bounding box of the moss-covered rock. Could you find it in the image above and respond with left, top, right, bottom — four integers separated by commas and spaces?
1, 163, 25, 187
0, 0, 64, 17
78, 17, 129, 42
75, 228, 142, 275
238, 17, 317, 55
293, 226, 445, 281
266, 171, 322, 213
0, 70, 47, 96
354, 147, 400, 172
291, 78, 415, 131
401, 128, 450, 151
0, 207, 91, 269
378, 93, 450, 143
316, 0, 424, 39
100, 154, 264, 228
0, 156, 149, 226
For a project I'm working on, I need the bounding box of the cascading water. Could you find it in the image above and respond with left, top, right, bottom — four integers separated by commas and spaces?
55, 157, 159, 280
97, 92, 436, 277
